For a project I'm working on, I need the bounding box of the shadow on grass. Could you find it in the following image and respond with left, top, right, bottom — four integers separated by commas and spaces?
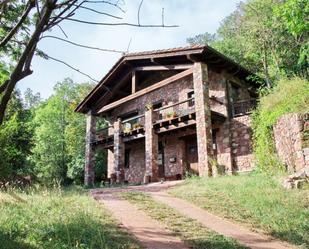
0, 231, 36, 249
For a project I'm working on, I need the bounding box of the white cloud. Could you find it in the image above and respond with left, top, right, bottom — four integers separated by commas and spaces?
18, 0, 239, 98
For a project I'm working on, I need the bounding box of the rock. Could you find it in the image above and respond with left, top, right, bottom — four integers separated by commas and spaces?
283, 167, 309, 189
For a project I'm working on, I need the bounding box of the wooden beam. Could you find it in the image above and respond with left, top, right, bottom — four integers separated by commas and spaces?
98, 67, 193, 114
94, 70, 132, 111
132, 70, 136, 94
134, 64, 192, 71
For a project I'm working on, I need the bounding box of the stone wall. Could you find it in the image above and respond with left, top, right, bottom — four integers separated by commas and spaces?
230, 115, 254, 172
160, 133, 186, 177
215, 120, 233, 173
273, 113, 309, 172
124, 140, 145, 183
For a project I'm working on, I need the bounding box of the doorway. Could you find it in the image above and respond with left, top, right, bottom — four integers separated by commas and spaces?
158, 141, 165, 178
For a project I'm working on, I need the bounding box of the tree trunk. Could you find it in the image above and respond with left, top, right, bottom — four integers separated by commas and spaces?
0, 0, 57, 124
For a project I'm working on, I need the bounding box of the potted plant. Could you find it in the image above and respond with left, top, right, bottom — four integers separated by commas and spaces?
165, 111, 177, 119
132, 123, 142, 130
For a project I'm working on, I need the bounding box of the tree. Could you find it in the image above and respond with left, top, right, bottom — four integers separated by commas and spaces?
0, 0, 177, 124
31, 78, 100, 184
24, 88, 41, 109
0, 90, 34, 180
187, 0, 308, 85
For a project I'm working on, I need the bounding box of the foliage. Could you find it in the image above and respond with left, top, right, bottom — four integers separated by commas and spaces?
252, 77, 309, 171
170, 174, 309, 247
187, 0, 309, 83
0, 90, 34, 180
123, 192, 246, 249
0, 187, 142, 249
31, 78, 101, 184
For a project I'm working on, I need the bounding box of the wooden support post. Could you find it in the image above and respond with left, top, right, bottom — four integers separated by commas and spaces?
193, 62, 214, 177
132, 70, 136, 94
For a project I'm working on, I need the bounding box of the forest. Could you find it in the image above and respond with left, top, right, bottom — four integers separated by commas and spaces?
0, 0, 308, 186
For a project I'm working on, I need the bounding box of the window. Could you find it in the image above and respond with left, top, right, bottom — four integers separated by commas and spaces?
124, 149, 130, 168
187, 91, 195, 107
153, 101, 163, 119
153, 101, 163, 110
230, 83, 241, 102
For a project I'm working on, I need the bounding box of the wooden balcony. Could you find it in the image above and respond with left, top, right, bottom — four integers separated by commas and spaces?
93, 97, 226, 146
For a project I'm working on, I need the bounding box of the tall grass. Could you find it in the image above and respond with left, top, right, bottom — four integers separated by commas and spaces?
170, 174, 309, 247
0, 186, 142, 249
252, 77, 309, 171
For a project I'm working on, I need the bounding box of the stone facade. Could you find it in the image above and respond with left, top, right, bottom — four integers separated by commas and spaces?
273, 113, 309, 172
86, 68, 256, 183
144, 109, 159, 183
230, 115, 254, 172
124, 140, 145, 183
113, 119, 125, 182
84, 112, 96, 185
193, 62, 214, 176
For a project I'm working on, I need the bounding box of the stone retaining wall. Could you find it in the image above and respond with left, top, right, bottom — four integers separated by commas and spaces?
273, 113, 309, 172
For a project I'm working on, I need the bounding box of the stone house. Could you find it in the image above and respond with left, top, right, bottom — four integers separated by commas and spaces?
75, 45, 259, 185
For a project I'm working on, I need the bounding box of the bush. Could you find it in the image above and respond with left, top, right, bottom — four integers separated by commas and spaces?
252, 77, 309, 171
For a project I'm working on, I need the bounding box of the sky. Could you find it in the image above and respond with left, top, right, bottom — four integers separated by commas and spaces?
18, 0, 240, 99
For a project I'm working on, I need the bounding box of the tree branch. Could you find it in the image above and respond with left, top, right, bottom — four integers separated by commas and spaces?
42, 35, 125, 53
0, 0, 35, 48
45, 0, 78, 30
63, 17, 178, 27
137, 0, 144, 26
0, 80, 9, 94
73, 4, 122, 19
44, 53, 99, 83
84, 0, 126, 13
42, 53, 113, 93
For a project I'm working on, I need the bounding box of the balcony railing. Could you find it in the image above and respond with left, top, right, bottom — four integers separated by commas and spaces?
153, 97, 195, 121
95, 125, 113, 142
232, 99, 257, 117
94, 96, 245, 144
121, 114, 145, 135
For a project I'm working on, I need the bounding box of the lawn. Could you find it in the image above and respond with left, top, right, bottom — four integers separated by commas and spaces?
169, 173, 309, 247
0, 186, 142, 249
123, 191, 247, 249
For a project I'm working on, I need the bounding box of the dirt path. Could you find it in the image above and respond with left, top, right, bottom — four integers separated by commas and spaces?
92, 181, 295, 249
92, 188, 188, 249
150, 191, 295, 249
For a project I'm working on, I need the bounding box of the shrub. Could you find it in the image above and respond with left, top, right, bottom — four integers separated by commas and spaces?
252, 77, 309, 172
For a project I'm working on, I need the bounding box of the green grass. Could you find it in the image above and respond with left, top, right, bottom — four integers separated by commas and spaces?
123, 191, 247, 249
169, 174, 309, 247
0, 186, 142, 249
